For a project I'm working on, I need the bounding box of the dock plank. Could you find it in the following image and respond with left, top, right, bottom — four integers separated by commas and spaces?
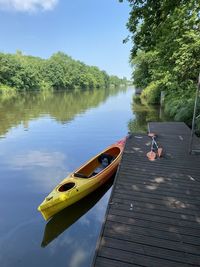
93, 122, 200, 267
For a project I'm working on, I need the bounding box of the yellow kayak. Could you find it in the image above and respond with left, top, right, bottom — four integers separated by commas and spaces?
38, 138, 126, 220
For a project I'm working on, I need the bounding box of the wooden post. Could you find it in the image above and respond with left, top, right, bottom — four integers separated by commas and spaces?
189, 73, 200, 154
160, 91, 165, 107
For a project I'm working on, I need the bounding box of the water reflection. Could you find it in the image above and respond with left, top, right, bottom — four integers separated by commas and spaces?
41, 176, 114, 247
128, 96, 169, 133
0, 87, 126, 138
0, 86, 170, 267
0, 87, 133, 267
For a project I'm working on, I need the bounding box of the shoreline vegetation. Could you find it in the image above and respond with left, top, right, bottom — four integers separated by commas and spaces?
121, 0, 200, 131
0, 51, 127, 98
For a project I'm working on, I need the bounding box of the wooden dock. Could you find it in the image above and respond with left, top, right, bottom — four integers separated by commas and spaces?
93, 122, 200, 267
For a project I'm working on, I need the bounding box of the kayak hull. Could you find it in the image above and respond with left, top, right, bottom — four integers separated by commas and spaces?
38, 138, 126, 220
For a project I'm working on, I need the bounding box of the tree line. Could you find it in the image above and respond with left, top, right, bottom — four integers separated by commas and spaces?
121, 0, 200, 127
0, 51, 126, 93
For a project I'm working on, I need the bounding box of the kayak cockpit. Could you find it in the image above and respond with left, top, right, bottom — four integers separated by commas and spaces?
58, 182, 76, 192
74, 146, 121, 178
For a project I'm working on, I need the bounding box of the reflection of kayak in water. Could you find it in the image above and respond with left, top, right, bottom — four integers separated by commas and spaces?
38, 138, 126, 221
41, 177, 114, 247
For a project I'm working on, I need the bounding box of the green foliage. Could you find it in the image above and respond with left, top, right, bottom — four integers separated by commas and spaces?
0, 52, 40, 90
0, 51, 124, 93
123, 0, 200, 124
141, 81, 161, 105
0, 84, 16, 94
39, 80, 53, 91
132, 94, 141, 104
0, 84, 17, 100
132, 50, 160, 89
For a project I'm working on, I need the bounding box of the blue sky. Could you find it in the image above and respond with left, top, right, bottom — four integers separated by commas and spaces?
0, 0, 132, 79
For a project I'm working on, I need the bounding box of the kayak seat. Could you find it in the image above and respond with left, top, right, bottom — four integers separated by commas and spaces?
98, 153, 113, 165
91, 153, 114, 176
74, 154, 114, 178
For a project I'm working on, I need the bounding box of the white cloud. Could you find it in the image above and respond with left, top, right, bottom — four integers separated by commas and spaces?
0, 0, 58, 12
69, 249, 88, 267
10, 150, 66, 168
5, 150, 68, 190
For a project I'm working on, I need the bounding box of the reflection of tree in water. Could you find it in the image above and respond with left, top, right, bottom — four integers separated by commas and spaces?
128, 96, 170, 133
0, 87, 127, 137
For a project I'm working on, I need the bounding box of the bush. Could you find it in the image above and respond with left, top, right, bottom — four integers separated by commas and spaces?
141, 81, 161, 105
0, 84, 17, 99
39, 80, 53, 91
133, 94, 141, 104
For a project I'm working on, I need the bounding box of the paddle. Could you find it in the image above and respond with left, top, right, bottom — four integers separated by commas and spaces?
151, 134, 163, 158
147, 132, 163, 160
146, 136, 157, 161
146, 150, 157, 161
157, 147, 163, 158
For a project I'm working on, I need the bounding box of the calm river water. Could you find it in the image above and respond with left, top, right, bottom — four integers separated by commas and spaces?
0, 87, 164, 267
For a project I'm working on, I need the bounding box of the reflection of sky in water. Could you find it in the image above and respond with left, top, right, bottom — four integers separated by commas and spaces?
0, 88, 134, 267
0, 188, 111, 267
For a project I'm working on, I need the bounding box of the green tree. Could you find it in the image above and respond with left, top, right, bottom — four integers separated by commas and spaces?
0, 51, 124, 92
121, 0, 200, 126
